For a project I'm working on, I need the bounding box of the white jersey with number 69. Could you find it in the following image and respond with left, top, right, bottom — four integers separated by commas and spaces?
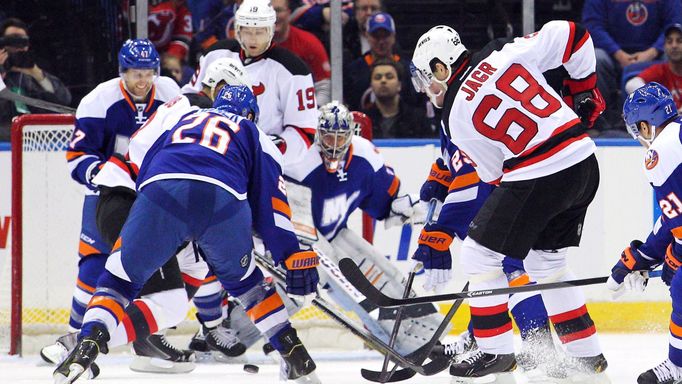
442, 20, 597, 184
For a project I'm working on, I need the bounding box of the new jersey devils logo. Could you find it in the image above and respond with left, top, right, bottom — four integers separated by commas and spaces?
645, 149, 659, 170
252, 82, 265, 97
626, 3, 648, 26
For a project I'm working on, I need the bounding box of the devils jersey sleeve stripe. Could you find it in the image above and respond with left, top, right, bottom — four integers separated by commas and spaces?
563, 22, 590, 64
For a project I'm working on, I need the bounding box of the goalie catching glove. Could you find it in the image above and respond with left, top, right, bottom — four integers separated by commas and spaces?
412, 223, 454, 292
385, 193, 427, 229
562, 74, 605, 128
607, 240, 660, 293
283, 249, 319, 307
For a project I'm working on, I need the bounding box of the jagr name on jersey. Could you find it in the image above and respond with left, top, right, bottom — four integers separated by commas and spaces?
461, 62, 497, 101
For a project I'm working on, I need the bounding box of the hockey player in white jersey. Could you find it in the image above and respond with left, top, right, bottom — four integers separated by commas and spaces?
410, 21, 607, 382
607, 82, 682, 384
54, 85, 321, 384
42, 58, 251, 374
182, 0, 318, 137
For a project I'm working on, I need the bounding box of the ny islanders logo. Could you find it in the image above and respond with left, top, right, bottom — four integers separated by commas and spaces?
645, 149, 659, 170
626, 3, 648, 26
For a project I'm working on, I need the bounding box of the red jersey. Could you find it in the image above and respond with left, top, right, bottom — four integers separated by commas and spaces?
639, 62, 682, 111
148, 1, 193, 59
278, 26, 331, 82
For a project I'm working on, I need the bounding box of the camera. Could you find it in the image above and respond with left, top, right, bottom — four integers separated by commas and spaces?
0, 34, 29, 50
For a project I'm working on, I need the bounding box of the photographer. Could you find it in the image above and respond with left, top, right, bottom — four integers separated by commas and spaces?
0, 18, 71, 141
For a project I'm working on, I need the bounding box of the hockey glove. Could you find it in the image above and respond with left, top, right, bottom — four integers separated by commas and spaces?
412, 223, 454, 292
606, 240, 660, 293
283, 250, 319, 307
85, 162, 104, 192
562, 75, 606, 128
420, 158, 453, 203
663, 245, 682, 286
385, 193, 427, 229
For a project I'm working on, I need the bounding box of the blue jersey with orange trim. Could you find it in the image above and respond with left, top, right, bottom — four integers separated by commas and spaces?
66, 76, 180, 192
437, 125, 495, 240
137, 108, 301, 265
640, 119, 682, 262
281, 129, 399, 240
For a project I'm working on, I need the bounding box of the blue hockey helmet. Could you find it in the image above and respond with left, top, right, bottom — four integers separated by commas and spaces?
623, 82, 678, 144
213, 85, 260, 123
118, 39, 161, 73
316, 101, 353, 172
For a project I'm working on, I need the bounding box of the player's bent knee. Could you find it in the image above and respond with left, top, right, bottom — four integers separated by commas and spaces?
140, 288, 189, 328
523, 249, 568, 282
460, 237, 506, 282
222, 266, 264, 297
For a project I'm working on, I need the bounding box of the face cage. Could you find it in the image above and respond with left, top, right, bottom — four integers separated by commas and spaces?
625, 119, 656, 147
411, 65, 449, 107
317, 128, 354, 172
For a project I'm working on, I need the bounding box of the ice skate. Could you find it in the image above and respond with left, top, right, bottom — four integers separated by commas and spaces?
538, 353, 610, 384
449, 350, 517, 384
515, 327, 556, 371
276, 327, 320, 383
130, 332, 196, 373
41, 332, 100, 379
53, 326, 109, 384
637, 358, 682, 384
189, 319, 246, 361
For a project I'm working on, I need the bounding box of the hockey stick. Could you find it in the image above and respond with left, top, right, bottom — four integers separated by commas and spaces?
361, 282, 469, 382
0, 89, 76, 114
339, 259, 664, 307
376, 199, 436, 382
252, 251, 449, 376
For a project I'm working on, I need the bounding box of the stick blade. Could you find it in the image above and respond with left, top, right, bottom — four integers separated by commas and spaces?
338, 258, 393, 306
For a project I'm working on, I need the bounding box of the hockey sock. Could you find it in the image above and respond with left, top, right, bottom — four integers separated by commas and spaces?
509, 291, 549, 340
81, 270, 141, 339
235, 281, 290, 348
669, 272, 682, 366
70, 254, 108, 331
193, 276, 224, 328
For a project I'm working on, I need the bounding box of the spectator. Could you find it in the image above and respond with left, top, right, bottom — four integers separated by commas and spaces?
582, 0, 681, 128
189, 0, 240, 51
0, 17, 71, 141
273, 0, 332, 105
343, 0, 381, 62
290, 0, 353, 52
343, 11, 416, 111
149, 0, 193, 85
362, 59, 433, 138
626, 23, 682, 111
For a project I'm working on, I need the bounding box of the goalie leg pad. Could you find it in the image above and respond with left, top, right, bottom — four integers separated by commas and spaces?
524, 249, 601, 358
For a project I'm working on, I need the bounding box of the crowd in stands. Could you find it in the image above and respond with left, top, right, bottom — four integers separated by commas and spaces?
4, 0, 682, 140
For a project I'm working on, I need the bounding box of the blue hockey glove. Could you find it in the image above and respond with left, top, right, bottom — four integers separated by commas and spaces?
283, 250, 319, 306
606, 240, 660, 293
412, 223, 454, 292
663, 245, 682, 286
419, 158, 453, 203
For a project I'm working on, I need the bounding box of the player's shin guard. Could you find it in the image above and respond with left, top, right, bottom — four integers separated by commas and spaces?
524, 249, 601, 358
192, 276, 225, 328
69, 254, 108, 331
668, 272, 682, 367
461, 238, 514, 356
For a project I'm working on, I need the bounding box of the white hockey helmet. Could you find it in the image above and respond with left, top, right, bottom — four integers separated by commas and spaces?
235, 0, 277, 52
202, 58, 251, 99
411, 25, 467, 106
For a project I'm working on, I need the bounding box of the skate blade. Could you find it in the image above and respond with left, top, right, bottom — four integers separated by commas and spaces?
451, 372, 517, 384
53, 364, 85, 384
212, 351, 249, 364
129, 356, 196, 374
292, 371, 322, 384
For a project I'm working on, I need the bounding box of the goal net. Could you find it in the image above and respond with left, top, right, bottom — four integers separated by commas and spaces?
1, 114, 365, 356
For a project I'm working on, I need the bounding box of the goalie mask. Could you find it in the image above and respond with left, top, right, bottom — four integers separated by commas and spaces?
411, 25, 466, 108
623, 82, 678, 147
202, 58, 251, 100
235, 0, 276, 57
316, 101, 354, 172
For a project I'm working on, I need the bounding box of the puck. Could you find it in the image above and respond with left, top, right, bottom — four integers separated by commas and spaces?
243, 364, 259, 374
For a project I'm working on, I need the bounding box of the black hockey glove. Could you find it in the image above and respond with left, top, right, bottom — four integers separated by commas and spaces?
420, 158, 453, 203
562, 74, 605, 128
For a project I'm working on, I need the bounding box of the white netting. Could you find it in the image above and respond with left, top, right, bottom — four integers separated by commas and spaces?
0, 117, 358, 355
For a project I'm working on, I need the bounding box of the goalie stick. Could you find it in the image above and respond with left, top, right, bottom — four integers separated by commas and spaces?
252, 251, 452, 376
339, 258, 664, 307
361, 282, 469, 382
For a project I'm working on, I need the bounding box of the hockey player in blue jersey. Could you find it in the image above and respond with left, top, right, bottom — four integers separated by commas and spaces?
607, 82, 682, 384
64, 38, 180, 336
418, 132, 554, 372
54, 85, 321, 384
